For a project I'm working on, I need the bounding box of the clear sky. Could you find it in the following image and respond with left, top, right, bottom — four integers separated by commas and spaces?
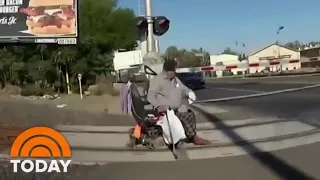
118, 0, 319, 55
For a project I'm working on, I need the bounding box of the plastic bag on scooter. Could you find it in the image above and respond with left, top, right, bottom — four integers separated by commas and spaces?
156, 109, 186, 145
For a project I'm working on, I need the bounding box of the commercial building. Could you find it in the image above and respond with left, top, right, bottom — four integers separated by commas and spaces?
248, 44, 300, 73
299, 45, 320, 68
210, 54, 246, 76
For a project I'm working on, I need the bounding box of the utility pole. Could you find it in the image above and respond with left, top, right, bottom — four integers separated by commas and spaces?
145, 0, 155, 52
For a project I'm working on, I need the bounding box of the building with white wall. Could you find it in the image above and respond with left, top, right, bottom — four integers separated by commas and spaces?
210, 54, 246, 76
248, 44, 300, 73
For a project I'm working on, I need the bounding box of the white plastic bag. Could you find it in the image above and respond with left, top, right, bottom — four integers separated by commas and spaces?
187, 91, 196, 104
156, 109, 186, 144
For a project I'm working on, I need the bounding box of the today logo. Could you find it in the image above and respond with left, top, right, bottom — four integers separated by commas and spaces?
9, 127, 72, 173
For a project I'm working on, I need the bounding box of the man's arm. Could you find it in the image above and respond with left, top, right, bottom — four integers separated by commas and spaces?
176, 77, 192, 94
147, 77, 161, 107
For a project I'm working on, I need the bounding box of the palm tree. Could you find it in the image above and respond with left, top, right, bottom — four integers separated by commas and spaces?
53, 47, 77, 94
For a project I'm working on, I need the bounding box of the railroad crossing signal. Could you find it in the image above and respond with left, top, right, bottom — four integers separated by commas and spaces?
153, 16, 170, 36
238, 54, 246, 61
136, 16, 170, 38
136, 16, 148, 39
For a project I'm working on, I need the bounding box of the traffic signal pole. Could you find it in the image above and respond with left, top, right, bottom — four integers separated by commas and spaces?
145, 0, 155, 52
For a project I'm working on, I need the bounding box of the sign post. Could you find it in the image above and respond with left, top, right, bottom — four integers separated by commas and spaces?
77, 74, 83, 99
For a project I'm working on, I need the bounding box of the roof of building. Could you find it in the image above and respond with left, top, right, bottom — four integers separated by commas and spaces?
249, 43, 298, 56
299, 46, 320, 52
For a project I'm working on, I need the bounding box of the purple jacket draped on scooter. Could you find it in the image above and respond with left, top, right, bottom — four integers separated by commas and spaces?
120, 82, 132, 114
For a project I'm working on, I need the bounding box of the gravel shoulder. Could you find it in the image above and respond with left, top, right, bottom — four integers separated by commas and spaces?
0, 94, 136, 127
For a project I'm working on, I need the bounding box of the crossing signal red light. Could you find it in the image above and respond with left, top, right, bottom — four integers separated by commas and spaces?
136, 16, 148, 39
153, 16, 170, 36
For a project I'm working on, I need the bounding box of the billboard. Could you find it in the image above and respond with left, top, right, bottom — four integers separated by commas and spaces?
0, 0, 78, 44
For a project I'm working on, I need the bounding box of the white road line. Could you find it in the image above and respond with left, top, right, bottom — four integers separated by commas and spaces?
215, 87, 265, 93
196, 83, 320, 103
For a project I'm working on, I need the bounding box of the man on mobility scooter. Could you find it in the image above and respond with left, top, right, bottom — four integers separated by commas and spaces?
147, 59, 210, 145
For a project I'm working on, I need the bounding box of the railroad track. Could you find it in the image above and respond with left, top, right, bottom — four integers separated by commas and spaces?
67, 128, 320, 151
0, 123, 319, 163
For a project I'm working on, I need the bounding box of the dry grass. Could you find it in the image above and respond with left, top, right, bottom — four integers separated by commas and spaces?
0, 94, 134, 127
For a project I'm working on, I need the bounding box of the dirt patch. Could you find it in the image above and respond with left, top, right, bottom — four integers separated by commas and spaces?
0, 94, 135, 127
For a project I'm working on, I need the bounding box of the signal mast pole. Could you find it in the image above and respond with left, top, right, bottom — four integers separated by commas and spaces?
145, 0, 155, 52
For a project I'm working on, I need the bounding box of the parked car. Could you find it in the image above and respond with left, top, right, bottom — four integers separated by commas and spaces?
176, 72, 206, 90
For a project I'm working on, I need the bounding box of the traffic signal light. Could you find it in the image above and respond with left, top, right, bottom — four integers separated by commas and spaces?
153, 16, 170, 36
136, 16, 148, 39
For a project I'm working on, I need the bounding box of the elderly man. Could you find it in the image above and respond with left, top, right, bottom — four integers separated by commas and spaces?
147, 59, 210, 145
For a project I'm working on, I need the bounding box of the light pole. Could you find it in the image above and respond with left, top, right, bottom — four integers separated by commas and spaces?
276, 26, 284, 72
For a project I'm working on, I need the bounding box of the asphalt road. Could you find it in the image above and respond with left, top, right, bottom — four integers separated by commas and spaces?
2, 76, 320, 180
195, 77, 320, 122
196, 82, 317, 100
206, 74, 320, 84
101, 79, 320, 180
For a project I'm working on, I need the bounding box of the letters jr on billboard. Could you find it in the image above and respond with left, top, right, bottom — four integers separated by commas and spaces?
0, 0, 78, 44
10, 127, 72, 173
